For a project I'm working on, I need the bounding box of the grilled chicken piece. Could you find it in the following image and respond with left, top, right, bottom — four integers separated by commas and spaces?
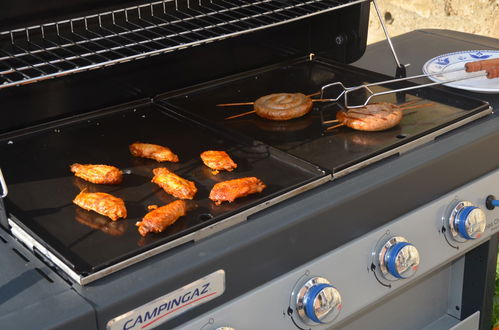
136, 200, 187, 236
200, 150, 237, 172
129, 142, 179, 162
70, 163, 123, 184
209, 177, 266, 205
152, 168, 197, 200
73, 191, 127, 221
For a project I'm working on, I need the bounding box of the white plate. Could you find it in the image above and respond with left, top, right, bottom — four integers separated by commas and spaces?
422, 50, 499, 93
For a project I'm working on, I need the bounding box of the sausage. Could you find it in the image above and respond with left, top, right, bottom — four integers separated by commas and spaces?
486, 66, 499, 79
254, 93, 313, 121
465, 58, 499, 72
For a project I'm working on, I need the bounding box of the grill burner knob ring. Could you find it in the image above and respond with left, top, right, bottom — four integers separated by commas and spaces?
448, 201, 486, 242
378, 236, 420, 281
293, 277, 342, 325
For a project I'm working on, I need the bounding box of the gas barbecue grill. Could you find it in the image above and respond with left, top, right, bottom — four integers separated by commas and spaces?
0, 1, 498, 330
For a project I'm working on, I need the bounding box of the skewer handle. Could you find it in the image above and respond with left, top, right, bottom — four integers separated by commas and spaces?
465, 58, 499, 72
486, 67, 499, 79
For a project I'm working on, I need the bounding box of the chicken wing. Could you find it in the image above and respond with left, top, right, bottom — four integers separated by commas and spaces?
70, 163, 123, 184
129, 142, 179, 162
73, 191, 127, 221
200, 150, 237, 173
209, 177, 266, 205
136, 200, 187, 236
152, 168, 197, 200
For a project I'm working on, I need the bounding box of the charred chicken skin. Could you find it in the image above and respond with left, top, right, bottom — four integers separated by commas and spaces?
129, 142, 179, 162
209, 177, 266, 205
200, 150, 237, 172
70, 163, 123, 184
73, 191, 127, 221
136, 200, 187, 236
152, 167, 197, 200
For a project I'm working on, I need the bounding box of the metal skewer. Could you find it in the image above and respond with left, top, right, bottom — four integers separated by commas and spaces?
320, 66, 496, 109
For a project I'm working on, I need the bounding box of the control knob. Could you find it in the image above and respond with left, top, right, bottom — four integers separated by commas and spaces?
377, 236, 420, 281
447, 201, 486, 242
294, 277, 342, 325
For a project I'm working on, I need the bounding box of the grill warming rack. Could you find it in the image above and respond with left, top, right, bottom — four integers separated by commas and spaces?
0, 0, 370, 89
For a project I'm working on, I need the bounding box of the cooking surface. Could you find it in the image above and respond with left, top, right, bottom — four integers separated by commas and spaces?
157, 58, 490, 174
0, 102, 324, 275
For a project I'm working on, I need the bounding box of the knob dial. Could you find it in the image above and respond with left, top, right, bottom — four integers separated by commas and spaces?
295, 277, 342, 325
448, 201, 486, 242
378, 236, 420, 281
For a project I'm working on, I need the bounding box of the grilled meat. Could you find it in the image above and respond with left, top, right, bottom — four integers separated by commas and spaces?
70, 163, 123, 184
254, 93, 313, 121
336, 102, 403, 132
73, 191, 127, 221
152, 167, 197, 200
136, 200, 187, 236
200, 150, 237, 172
129, 142, 179, 162
209, 177, 266, 205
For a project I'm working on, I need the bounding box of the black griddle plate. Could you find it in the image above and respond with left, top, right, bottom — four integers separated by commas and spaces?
156, 58, 491, 174
0, 102, 324, 276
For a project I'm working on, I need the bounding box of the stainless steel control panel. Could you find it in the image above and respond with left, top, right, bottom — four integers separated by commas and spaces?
182, 170, 499, 330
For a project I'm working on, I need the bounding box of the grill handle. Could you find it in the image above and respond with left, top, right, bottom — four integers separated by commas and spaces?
0, 168, 8, 198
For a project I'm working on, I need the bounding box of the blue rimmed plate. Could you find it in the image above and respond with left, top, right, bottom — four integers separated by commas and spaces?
422, 50, 499, 93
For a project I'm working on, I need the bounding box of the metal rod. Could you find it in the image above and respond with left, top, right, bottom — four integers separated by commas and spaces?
371, 0, 402, 69
25, 38, 80, 70
149, 14, 197, 43
72, 17, 130, 59
320, 66, 489, 107
349, 66, 469, 91
104, 12, 159, 52
0, 48, 48, 77
42, 31, 96, 65
132, 7, 185, 44
54, 23, 113, 62
345, 71, 489, 108
0, 168, 8, 198
180, 3, 237, 34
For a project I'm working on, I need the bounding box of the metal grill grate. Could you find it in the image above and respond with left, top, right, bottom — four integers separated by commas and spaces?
0, 0, 369, 89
